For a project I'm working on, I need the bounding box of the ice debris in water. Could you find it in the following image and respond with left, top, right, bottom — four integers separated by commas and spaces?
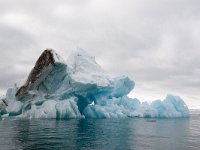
0, 48, 189, 119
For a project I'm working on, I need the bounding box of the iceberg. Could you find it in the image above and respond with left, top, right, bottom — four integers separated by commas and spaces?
0, 48, 189, 119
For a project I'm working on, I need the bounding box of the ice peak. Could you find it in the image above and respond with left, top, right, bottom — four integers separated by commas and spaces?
76, 47, 91, 56
15, 49, 65, 98
67, 48, 110, 86
67, 47, 96, 64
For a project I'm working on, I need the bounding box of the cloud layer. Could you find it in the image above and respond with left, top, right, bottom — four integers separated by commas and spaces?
0, 0, 200, 108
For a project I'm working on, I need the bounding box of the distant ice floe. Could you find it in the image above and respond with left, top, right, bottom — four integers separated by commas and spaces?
0, 48, 189, 119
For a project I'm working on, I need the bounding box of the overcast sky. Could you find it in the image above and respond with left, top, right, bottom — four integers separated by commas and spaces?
0, 0, 200, 108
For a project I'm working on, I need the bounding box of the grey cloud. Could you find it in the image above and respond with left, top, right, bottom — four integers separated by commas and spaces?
0, 0, 199, 108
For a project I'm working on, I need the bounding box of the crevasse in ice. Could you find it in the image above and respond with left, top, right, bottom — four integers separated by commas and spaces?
0, 48, 189, 119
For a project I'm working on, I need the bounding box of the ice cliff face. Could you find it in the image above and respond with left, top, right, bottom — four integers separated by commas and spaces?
0, 48, 189, 119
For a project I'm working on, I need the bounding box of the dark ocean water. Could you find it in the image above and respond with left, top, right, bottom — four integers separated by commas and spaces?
0, 110, 200, 150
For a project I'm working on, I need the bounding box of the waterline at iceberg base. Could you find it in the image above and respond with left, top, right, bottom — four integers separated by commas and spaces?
0, 49, 189, 119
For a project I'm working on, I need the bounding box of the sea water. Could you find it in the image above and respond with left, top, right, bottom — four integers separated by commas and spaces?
0, 110, 199, 150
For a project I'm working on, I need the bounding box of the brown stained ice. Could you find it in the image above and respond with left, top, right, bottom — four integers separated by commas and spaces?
15, 49, 56, 97
1, 99, 8, 106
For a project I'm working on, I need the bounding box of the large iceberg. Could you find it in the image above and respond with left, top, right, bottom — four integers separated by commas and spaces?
0, 49, 189, 119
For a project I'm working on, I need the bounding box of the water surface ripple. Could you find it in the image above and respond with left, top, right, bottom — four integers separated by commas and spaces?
0, 112, 200, 150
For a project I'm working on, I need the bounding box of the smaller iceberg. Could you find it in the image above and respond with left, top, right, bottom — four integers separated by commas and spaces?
0, 48, 189, 119
84, 95, 189, 118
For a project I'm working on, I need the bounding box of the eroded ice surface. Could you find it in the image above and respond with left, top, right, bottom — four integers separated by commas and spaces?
0, 49, 189, 119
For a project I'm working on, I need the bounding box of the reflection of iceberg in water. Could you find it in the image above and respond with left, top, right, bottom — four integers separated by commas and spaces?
0, 48, 189, 118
